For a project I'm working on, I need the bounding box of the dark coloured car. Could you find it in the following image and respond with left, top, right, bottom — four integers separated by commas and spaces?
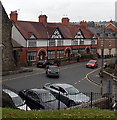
44, 83, 90, 107
19, 88, 67, 110
37, 60, 54, 68
46, 65, 60, 78
86, 60, 98, 68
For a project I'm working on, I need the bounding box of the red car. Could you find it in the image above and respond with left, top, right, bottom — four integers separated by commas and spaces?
86, 60, 98, 68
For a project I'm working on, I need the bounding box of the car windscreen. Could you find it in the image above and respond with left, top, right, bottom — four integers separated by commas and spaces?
12, 96, 25, 107
65, 87, 80, 95
38, 60, 46, 63
49, 67, 59, 71
88, 61, 95, 63
39, 92, 56, 102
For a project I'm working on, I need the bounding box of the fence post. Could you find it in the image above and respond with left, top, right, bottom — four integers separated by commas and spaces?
91, 92, 93, 108
58, 92, 60, 110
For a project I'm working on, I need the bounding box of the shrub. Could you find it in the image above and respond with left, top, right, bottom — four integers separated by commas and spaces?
109, 63, 115, 69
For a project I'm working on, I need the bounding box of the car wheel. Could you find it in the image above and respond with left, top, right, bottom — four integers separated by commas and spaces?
37, 64, 39, 68
69, 101, 75, 107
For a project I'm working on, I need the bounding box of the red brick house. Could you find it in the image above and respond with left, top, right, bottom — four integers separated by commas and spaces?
89, 23, 117, 58
10, 11, 97, 66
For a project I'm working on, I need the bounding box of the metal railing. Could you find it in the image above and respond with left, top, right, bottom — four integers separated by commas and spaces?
2, 85, 117, 111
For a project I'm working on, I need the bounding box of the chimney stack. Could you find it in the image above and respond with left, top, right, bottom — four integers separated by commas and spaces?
39, 15, 47, 25
62, 17, 70, 26
80, 20, 88, 27
10, 11, 18, 24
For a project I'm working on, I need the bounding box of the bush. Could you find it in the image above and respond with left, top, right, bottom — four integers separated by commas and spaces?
109, 63, 115, 69
80, 53, 93, 59
54, 59, 61, 66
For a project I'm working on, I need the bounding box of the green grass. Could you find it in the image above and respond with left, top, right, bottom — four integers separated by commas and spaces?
1, 108, 117, 119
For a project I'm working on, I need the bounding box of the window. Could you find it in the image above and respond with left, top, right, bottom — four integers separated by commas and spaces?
109, 41, 111, 46
57, 39, 63, 46
80, 39, 84, 45
72, 49, 78, 57
73, 39, 78, 45
57, 50, 64, 58
50, 85, 59, 91
49, 40, 55, 46
100, 41, 104, 47
27, 91, 39, 100
48, 50, 55, 59
27, 51, 36, 61
91, 39, 96, 45
28, 40, 36, 47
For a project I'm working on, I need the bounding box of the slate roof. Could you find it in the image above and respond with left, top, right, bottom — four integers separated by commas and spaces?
15, 21, 94, 39
89, 27, 117, 39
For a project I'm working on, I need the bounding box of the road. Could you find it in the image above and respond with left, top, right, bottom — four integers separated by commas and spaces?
2, 61, 102, 93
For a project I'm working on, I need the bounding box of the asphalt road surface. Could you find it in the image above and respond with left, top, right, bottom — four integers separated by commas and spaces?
2, 61, 102, 93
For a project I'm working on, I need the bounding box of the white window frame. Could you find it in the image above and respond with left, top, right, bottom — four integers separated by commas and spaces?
27, 51, 37, 61
28, 40, 36, 47
48, 50, 55, 59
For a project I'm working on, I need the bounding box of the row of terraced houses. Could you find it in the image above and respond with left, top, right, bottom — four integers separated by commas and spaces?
8, 10, 117, 66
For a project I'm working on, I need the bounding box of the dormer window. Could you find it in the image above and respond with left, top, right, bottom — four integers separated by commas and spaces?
28, 32, 36, 39
75, 31, 84, 38
51, 29, 62, 39
30, 35, 36, 39
50, 29, 63, 46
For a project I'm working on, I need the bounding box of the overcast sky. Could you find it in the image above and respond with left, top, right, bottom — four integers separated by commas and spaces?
1, 0, 116, 22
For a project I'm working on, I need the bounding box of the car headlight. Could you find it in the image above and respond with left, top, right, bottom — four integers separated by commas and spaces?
48, 69, 51, 72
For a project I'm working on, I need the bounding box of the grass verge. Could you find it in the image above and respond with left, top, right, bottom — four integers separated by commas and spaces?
1, 108, 117, 119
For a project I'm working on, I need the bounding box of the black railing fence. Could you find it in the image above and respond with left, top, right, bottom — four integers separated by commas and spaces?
2, 85, 117, 111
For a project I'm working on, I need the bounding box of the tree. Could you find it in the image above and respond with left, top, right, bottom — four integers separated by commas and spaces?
88, 21, 95, 27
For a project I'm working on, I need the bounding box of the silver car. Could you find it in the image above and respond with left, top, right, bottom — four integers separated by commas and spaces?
44, 83, 90, 107
3, 89, 30, 110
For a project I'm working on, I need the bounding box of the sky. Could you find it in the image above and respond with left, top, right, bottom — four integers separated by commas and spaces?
1, 0, 117, 22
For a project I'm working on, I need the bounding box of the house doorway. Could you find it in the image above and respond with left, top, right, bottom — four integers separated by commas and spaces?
86, 47, 90, 54
39, 51, 46, 60
65, 48, 71, 58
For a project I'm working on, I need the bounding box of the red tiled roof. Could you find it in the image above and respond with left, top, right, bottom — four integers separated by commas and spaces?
16, 21, 94, 39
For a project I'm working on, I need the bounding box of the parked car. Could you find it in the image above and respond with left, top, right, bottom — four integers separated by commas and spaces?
37, 60, 54, 68
86, 60, 98, 68
3, 89, 30, 110
43, 83, 90, 107
46, 65, 60, 78
19, 88, 67, 110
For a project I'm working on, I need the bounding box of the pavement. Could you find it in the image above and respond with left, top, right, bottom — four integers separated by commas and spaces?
2, 66, 34, 76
